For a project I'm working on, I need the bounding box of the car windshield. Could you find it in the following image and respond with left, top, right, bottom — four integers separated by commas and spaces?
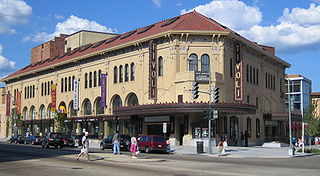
154, 136, 165, 142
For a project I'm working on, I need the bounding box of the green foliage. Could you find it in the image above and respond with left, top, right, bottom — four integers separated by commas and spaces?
54, 112, 67, 133
297, 148, 320, 153
304, 102, 320, 144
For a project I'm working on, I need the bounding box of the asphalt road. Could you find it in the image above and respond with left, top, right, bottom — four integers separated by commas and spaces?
0, 142, 319, 176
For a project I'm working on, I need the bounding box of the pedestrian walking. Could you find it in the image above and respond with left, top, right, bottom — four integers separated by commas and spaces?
130, 136, 138, 158
240, 132, 244, 146
76, 132, 90, 161
244, 130, 249, 147
217, 137, 226, 157
112, 131, 120, 155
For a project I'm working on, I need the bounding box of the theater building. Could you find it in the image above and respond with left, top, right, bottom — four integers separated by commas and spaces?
1, 11, 295, 146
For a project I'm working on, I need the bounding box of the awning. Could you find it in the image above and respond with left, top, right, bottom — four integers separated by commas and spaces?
113, 102, 256, 116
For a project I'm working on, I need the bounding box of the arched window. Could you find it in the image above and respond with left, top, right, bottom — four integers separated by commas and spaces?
125, 64, 129, 82
40, 105, 46, 119
32, 85, 35, 98
85, 73, 88, 88
188, 54, 198, 71
127, 94, 139, 106
256, 118, 261, 138
47, 81, 50, 95
41, 83, 44, 96
98, 70, 101, 86
201, 54, 210, 72
84, 99, 92, 115
72, 76, 75, 91
89, 72, 92, 88
30, 106, 36, 120
23, 107, 28, 120
96, 97, 105, 115
247, 117, 251, 137
47, 104, 54, 119
114, 66, 118, 83
253, 68, 256, 84
119, 65, 123, 83
65, 77, 68, 92
247, 65, 249, 82
158, 57, 163, 76
249, 66, 252, 83
94, 71, 97, 87
27, 86, 29, 98
112, 95, 122, 108
130, 63, 135, 81
68, 77, 71, 91
69, 101, 77, 117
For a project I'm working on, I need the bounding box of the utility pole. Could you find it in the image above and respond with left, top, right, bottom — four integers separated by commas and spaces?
287, 80, 293, 150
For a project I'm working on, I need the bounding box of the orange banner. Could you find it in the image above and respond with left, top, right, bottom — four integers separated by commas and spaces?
51, 84, 56, 111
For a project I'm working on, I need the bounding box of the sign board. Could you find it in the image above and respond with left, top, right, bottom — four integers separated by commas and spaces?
163, 123, 167, 133
195, 71, 209, 83
73, 79, 79, 110
144, 116, 169, 123
149, 40, 157, 100
100, 74, 106, 108
234, 44, 243, 100
51, 84, 56, 111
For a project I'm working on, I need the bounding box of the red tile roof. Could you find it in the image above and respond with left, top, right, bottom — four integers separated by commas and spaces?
2, 11, 284, 82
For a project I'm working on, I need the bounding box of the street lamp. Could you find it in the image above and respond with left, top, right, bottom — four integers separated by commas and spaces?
287, 80, 293, 150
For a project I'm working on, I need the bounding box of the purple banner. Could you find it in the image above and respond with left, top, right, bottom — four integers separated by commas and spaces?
100, 73, 106, 108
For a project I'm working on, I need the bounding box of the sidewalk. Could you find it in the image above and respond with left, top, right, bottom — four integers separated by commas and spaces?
170, 145, 318, 158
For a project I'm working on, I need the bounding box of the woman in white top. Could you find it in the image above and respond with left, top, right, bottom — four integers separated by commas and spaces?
76, 132, 90, 161
130, 136, 138, 158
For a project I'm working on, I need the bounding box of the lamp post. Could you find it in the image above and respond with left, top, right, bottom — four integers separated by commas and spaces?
287, 80, 292, 148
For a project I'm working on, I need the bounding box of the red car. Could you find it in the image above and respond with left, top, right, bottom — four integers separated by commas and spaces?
137, 135, 168, 153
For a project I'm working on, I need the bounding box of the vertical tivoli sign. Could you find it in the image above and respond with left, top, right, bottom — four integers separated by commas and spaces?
234, 44, 243, 100
149, 40, 157, 100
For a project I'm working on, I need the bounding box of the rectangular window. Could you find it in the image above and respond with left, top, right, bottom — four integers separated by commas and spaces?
230, 58, 233, 77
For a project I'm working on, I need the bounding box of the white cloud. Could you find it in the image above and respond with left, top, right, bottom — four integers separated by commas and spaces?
278, 3, 320, 25
54, 14, 65, 20
181, 1, 320, 53
152, 0, 162, 8
239, 3, 320, 53
0, 0, 32, 34
24, 15, 115, 42
181, 0, 262, 30
0, 44, 16, 73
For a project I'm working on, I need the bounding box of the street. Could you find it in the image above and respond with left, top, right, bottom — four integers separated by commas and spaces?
0, 142, 319, 176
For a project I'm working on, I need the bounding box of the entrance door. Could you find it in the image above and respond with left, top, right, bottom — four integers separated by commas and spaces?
230, 116, 239, 146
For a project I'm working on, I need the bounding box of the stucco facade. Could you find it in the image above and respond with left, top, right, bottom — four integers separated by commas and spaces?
1, 11, 293, 146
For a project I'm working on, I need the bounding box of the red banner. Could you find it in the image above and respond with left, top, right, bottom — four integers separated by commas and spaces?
6, 94, 11, 116
51, 84, 56, 111
17, 91, 22, 114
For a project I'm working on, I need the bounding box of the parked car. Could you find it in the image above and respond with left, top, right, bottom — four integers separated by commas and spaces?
100, 134, 131, 151
9, 135, 26, 144
25, 135, 43, 145
42, 132, 64, 148
62, 135, 75, 147
137, 135, 168, 153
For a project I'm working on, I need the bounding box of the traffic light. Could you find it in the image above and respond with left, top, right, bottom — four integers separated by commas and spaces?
192, 82, 199, 99
213, 87, 220, 103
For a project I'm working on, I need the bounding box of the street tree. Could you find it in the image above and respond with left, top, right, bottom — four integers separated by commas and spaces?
304, 102, 320, 146
54, 111, 67, 133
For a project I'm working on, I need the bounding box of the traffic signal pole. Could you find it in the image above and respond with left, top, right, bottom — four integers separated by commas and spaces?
208, 69, 212, 154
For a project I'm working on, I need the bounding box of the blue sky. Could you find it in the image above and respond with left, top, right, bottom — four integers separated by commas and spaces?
0, 0, 319, 91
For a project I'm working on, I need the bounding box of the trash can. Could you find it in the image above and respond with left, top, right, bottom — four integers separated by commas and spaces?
196, 141, 204, 154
